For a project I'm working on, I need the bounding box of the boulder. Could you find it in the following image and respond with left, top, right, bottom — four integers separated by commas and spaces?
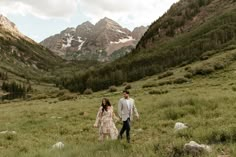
0, 130, 16, 134
52, 142, 64, 149
174, 122, 188, 131
184, 141, 211, 156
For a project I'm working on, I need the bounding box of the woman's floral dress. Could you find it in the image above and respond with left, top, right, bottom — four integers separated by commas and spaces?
94, 106, 119, 140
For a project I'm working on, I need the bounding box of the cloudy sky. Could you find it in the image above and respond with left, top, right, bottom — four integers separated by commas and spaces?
0, 0, 179, 42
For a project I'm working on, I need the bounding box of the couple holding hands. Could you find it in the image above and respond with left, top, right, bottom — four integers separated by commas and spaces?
93, 90, 139, 143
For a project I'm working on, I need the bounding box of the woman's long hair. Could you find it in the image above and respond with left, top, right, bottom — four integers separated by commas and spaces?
101, 98, 111, 113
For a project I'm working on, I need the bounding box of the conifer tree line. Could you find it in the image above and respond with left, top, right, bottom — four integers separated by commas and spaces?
0, 72, 8, 80
1, 81, 31, 96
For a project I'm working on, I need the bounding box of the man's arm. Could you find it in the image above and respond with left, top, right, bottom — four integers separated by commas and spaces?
133, 100, 139, 118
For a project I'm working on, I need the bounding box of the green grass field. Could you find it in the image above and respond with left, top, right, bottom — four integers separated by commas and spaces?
1, 51, 236, 157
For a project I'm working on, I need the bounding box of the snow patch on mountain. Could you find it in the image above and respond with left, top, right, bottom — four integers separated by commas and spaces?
115, 29, 126, 34
62, 33, 73, 48
78, 36, 86, 51
110, 36, 135, 44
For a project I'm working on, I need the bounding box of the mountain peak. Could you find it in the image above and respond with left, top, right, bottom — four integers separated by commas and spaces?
96, 17, 120, 28
81, 21, 94, 27
0, 14, 19, 33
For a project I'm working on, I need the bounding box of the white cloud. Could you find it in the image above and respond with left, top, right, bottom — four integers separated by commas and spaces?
79, 0, 180, 30
0, 0, 78, 19
0, 0, 179, 33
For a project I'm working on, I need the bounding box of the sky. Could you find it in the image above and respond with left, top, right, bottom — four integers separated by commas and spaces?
0, 0, 179, 42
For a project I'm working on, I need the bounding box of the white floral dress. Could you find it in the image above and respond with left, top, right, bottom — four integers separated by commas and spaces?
94, 106, 119, 140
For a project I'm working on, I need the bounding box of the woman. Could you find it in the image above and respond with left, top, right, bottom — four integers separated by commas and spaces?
94, 98, 119, 141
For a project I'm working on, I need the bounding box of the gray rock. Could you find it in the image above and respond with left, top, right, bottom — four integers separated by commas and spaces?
174, 122, 188, 131
184, 141, 211, 156
52, 142, 64, 149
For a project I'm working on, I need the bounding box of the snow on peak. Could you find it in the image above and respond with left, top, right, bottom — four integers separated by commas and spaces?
110, 36, 135, 44
115, 29, 126, 34
78, 36, 86, 51
62, 33, 73, 48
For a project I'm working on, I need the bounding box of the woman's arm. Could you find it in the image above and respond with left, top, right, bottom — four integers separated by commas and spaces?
94, 107, 102, 127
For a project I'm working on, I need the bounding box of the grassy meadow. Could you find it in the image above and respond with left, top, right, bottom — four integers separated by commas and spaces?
1, 51, 236, 157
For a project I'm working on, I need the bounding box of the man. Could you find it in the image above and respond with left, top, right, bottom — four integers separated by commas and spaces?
118, 90, 139, 143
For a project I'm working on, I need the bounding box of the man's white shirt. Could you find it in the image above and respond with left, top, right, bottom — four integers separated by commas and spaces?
125, 99, 131, 111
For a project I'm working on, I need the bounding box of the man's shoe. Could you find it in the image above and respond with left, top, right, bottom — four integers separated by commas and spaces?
127, 139, 130, 143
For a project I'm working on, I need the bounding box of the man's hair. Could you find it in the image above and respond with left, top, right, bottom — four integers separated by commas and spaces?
123, 90, 130, 94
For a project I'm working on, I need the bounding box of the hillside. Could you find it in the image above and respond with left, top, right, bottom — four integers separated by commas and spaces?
41, 18, 147, 61
0, 15, 101, 85
59, 0, 236, 93
0, 15, 65, 80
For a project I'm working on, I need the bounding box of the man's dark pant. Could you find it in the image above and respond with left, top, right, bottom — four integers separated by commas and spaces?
119, 118, 130, 142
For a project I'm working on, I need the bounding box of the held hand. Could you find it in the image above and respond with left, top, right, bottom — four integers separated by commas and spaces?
136, 115, 140, 120
93, 124, 98, 128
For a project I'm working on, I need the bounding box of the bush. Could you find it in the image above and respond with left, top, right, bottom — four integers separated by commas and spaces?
232, 86, 236, 92
190, 65, 215, 75
158, 71, 174, 79
83, 88, 93, 95
142, 82, 157, 88
149, 89, 168, 95
173, 77, 189, 84
122, 82, 128, 86
108, 86, 118, 92
200, 55, 209, 60
184, 66, 191, 71
214, 62, 225, 70
184, 73, 193, 79
58, 95, 77, 101
32, 94, 48, 100
158, 80, 173, 86
124, 84, 132, 90
56, 90, 66, 97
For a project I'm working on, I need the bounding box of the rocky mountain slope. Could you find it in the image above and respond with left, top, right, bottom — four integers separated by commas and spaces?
41, 17, 147, 61
0, 14, 65, 80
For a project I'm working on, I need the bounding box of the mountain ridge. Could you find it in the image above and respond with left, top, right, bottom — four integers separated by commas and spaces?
40, 17, 148, 61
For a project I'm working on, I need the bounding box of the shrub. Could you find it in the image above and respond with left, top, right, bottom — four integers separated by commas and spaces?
58, 95, 77, 101
149, 89, 168, 95
124, 84, 132, 90
142, 82, 157, 88
214, 62, 225, 70
108, 86, 118, 92
122, 82, 128, 86
184, 73, 193, 79
32, 94, 48, 100
158, 80, 173, 86
190, 65, 215, 75
158, 71, 174, 79
232, 86, 236, 92
184, 66, 191, 71
56, 90, 66, 97
173, 77, 189, 84
83, 88, 93, 95
200, 55, 209, 60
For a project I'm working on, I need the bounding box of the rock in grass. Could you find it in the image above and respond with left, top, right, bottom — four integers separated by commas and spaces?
174, 122, 188, 131
184, 141, 211, 155
52, 142, 64, 149
136, 128, 143, 132
0, 130, 17, 134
